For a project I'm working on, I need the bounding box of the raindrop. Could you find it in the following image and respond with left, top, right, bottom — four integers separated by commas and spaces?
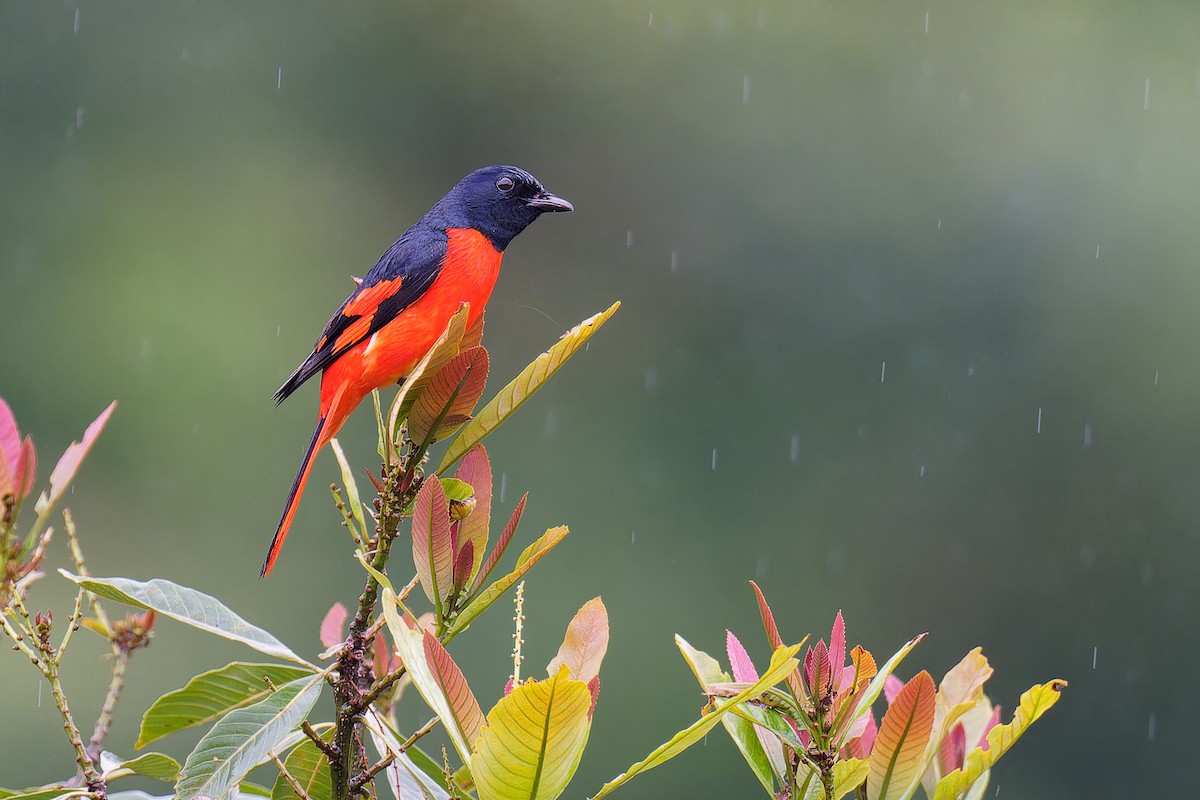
1095, 245, 1100, 259
75, 106, 85, 129
543, 406, 560, 438
1143, 78, 1151, 111
626, 230, 634, 248
499, 472, 507, 503
1154, 369, 1159, 386
631, 531, 636, 543
711, 448, 718, 470
1148, 713, 1156, 741
277, 325, 281, 337
742, 73, 751, 105
670, 248, 678, 272
967, 365, 975, 377
880, 360, 887, 383
1083, 423, 1093, 447
277, 67, 283, 90
643, 366, 658, 392
648, 13, 653, 26
756, 554, 768, 577
937, 218, 942, 229
1036, 407, 1042, 434
790, 435, 799, 463
73, 8, 80, 33
923, 11, 930, 34
181, 48, 189, 60
919, 465, 925, 478
192, 423, 200, 436
1092, 646, 1098, 669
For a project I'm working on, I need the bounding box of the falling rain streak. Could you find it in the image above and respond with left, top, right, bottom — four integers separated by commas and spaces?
742, 74, 750, 105
1036, 407, 1043, 434
880, 361, 886, 383
711, 448, 717, 470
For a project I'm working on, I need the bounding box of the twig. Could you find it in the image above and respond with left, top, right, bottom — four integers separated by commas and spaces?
64, 510, 110, 632
349, 751, 396, 793
270, 750, 311, 800
85, 646, 130, 762
354, 662, 409, 712
302, 720, 338, 759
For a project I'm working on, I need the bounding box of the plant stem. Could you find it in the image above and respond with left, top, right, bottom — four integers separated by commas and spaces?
85, 644, 129, 763
45, 644, 106, 797
331, 449, 421, 800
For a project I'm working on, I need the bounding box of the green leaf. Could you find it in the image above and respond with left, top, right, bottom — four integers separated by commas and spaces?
437, 302, 621, 473
439, 477, 475, 503
590, 643, 802, 800
409, 347, 490, 444
931, 680, 1067, 800
60, 572, 311, 667
448, 526, 568, 637
138, 662, 313, 748
176, 674, 324, 800
472, 667, 593, 800
270, 726, 333, 800
105, 752, 181, 782
329, 438, 367, 543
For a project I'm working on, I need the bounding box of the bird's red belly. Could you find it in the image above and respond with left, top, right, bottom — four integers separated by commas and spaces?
318, 228, 503, 425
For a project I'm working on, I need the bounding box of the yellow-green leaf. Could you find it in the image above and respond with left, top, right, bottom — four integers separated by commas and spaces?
590, 643, 802, 800
448, 526, 568, 637
931, 680, 1067, 800
472, 666, 593, 800
437, 302, 620, 474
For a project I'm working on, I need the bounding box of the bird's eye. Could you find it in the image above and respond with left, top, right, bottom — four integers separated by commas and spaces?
496, 177, 515, 193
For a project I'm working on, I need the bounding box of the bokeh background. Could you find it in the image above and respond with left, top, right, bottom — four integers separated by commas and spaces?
3, 1, 1198, 796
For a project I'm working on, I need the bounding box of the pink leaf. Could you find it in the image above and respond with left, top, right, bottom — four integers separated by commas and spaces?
940, 721, 967, 772
454, 445, 492, 581
0, 397, 21, 471
807, 640, 831, 699
17, 437, 36, 500
373, 630, 394, 676
884, 674, 905, 704
547, 597, 609, 683
41, 401, 116, 512
409, 347, 490, 444
848, 711, 878, 759
412, 478, 454, 604
978, 704, 1002, 751
829, 611, 846, 692
423, 631, 485, 749
319, 602, 348, 649
725, 630, 760, 683
474, 492, 527, 592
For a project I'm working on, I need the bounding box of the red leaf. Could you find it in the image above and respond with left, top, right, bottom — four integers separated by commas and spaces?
17, 436, 36, 500
423, 630, 484, 749
749, 581, 805, 701
848, 710, 878, 759
725, 630, 760, 682
412, 478, 454, 604
807, 640, 831, 699
319, 602, 348, 649
0, 396, 21, 471
373, 630, 394, 676
453, 539, 474, 591
884, 674, 904, 705
473, 492, 527, 592
587, 675, 601, 719
454, 445, 492, 582
979, 704, 1002, 751
409, 347, 490, 444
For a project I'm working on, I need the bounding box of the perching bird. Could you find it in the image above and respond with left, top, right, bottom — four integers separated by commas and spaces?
262, 165, 572, 577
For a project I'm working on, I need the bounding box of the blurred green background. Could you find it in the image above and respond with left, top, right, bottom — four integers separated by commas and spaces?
3, 1, 1197, 796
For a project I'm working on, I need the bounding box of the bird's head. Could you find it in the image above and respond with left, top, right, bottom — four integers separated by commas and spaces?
434, 165, 573, 250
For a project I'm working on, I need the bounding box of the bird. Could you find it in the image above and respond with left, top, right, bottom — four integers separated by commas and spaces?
262, 165, 572, 577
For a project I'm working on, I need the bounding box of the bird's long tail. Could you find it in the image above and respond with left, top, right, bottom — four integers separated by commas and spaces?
261, 416, 327, 577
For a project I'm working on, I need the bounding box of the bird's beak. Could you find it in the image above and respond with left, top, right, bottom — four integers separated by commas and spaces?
527, 192, 573, 212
